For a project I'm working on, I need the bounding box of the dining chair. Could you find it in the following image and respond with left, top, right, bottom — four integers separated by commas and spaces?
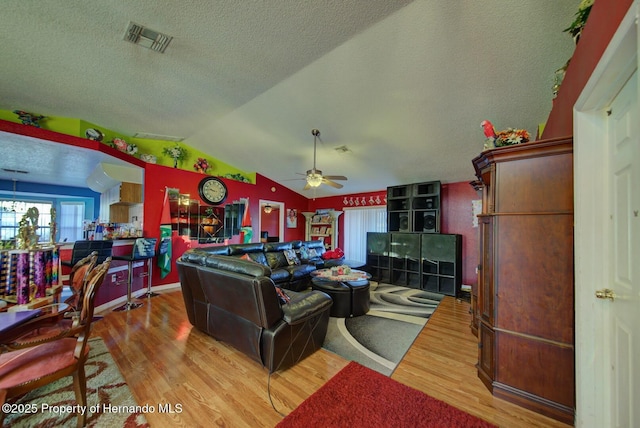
0, 257, 111, 428
65, 251, 99, 311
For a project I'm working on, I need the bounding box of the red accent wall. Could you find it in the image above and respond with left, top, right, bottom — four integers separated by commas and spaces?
143, 164, 309, 285
309, 186, 479, 286
260, 209, 280, 239
308, 190, 388, 249
440, 182, 479, 286
542, 0, 633, 138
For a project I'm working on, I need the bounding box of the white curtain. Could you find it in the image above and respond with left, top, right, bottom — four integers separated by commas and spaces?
59, 202, 85, 242
343, 207, 387, 264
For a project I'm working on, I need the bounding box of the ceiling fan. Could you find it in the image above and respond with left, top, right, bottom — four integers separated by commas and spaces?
298, 129, 348, 190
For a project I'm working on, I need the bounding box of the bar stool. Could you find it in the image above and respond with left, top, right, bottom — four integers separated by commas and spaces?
113, 238, 157, 311
61, 240, 113, 268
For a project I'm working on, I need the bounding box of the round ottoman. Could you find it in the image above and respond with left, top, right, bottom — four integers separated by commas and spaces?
347, 279, 370, 317
311, 279, 351, 318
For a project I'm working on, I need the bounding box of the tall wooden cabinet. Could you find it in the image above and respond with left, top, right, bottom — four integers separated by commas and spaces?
472, 136, 574, 424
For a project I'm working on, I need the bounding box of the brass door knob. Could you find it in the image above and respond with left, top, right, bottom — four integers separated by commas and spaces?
595, 288, 615, 301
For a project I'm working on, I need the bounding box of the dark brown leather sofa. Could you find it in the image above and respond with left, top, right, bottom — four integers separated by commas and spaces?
176, 252, 332, 373
181, 240, 340, 292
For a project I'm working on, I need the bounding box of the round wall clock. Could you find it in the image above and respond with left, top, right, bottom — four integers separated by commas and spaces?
198, 176, 228, 205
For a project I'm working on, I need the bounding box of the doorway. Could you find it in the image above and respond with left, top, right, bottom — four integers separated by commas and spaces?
258, 200, 284, 243
574, 4, 638, 426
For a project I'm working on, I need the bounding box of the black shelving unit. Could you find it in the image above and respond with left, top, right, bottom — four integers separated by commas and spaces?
389, 232, 421, 288
366, 232, 391, 283
421, 233, 462, 296
365, 231, 462, 296
387, 181, 441, 233
387, 185, 412, 232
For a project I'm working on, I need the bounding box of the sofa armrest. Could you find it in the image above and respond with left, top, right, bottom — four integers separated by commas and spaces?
281, 290, 332, 325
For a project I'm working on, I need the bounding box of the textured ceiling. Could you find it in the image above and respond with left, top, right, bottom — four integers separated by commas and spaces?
0, 0, 580, 197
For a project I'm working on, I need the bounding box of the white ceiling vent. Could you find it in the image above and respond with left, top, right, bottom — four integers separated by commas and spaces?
124, 22, 172, 53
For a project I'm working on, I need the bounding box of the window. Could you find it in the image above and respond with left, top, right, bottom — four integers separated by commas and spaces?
0, 200, 52, 243
59, 202, 85, 242
343, 207, 387, 264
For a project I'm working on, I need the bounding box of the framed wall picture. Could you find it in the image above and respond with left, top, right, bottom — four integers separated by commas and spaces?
287, 209, 297, 228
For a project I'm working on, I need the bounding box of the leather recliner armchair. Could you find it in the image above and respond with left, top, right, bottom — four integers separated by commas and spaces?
176, 254, 332, 372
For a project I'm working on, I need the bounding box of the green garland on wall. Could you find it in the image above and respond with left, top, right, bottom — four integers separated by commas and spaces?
0, 109, 254, 183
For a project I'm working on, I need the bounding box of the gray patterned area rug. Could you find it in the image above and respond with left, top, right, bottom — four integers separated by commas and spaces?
321, 282, 443, 376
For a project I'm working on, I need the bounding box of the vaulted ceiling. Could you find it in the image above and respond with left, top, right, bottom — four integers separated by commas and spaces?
0, 0, 580, 197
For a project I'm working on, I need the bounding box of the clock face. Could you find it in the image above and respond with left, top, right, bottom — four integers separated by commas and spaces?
199, 177, 228, 205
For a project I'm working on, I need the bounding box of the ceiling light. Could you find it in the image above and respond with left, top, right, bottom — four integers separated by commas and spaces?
124, 22, 173, 53
263, 204, 273, 214
306, 171, 323, 188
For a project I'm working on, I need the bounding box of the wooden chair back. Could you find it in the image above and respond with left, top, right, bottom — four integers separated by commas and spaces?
66, 251, 98, 310
0, 256, 112, 428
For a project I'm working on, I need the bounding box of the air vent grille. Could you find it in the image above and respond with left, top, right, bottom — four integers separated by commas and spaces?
124, 22, 172, 53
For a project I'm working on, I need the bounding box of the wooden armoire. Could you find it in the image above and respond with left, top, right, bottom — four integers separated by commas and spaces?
471, 136, 574, 424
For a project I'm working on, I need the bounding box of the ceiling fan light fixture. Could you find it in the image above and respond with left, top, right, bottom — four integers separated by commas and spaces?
306, 170, 323, 188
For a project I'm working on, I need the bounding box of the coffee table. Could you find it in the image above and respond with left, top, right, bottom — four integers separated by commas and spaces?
311, 268, 371, 317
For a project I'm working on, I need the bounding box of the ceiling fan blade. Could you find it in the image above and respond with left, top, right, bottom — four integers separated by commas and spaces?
323, 178, 343, 189
303, 182, 312, 190
323, 175, 347, 181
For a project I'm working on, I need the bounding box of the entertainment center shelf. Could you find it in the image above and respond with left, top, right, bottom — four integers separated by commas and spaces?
366, 232, 461, 296
387, 181, 441, 233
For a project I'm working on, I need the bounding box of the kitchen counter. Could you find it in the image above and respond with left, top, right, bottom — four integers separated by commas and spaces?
58, 239, 153, 308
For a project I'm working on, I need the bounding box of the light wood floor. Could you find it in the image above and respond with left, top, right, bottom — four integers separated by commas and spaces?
92, 289, 572, 427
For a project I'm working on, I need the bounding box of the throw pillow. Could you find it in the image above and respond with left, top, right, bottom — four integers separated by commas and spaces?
284, 249, 300, 265
265, 251, 288, 269
239, 253, 253, 262
307, 248, 318, 259
298, 245, 309, 261
275, 286, 291, 304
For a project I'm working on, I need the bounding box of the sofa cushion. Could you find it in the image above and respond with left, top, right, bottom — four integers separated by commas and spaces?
228, 242, 265, 255
203, 254, 271, 277
235, 252, 268, 266
264, 241, 293, 252
281, 290, 333, 325
270, 268, 291, 283
284, 263, 316, 280
265, 251, 289, 270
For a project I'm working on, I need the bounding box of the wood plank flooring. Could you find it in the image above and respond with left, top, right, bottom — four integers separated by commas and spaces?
92, 288, 572, 427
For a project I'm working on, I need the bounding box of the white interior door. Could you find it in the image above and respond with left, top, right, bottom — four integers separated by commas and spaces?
574, 4, 638, 427
605, 70, 639, 428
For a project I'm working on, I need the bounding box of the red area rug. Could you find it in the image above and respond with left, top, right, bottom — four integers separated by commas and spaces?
277, 361, 495, 428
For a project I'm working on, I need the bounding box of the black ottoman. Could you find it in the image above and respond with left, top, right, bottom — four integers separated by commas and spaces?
347, 279, 370, 317
311, 279, 352, 317
312, 278, 371, 318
